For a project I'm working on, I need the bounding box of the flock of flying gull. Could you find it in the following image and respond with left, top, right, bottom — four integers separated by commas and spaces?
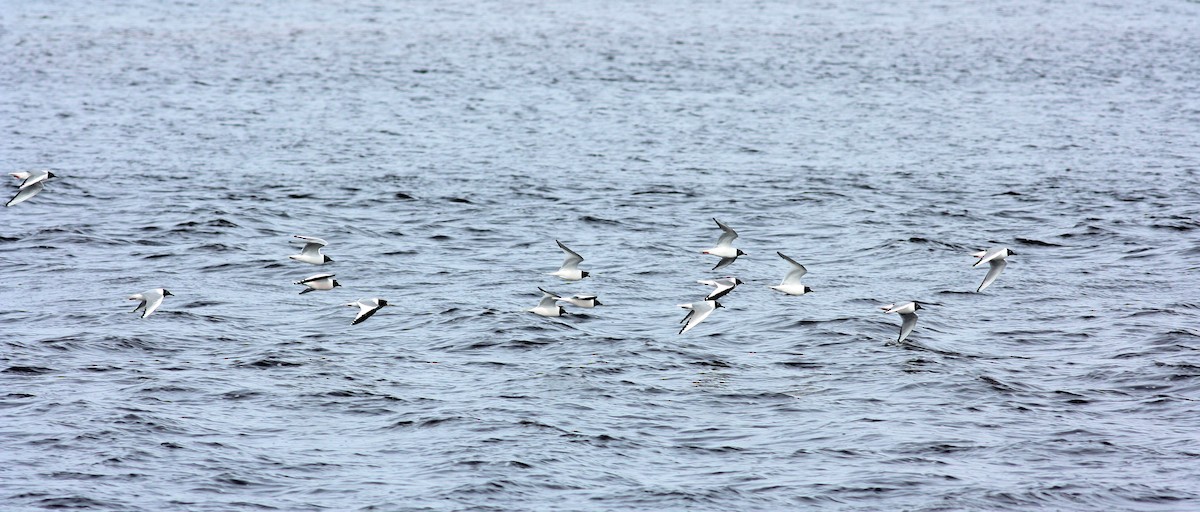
6, 173, 1016, 337
136, 234, 389, 325
6, 171, 388, 325
530, 217, 1016, 341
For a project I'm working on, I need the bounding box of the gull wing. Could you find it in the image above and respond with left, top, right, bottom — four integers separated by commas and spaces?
777, 252, 808, 285
712, 218, 738, 248
536, 293, 559, 310
897, 312, 918, 343
556, 240, 584, 271
977, 259, 1007, 292
6, 181, 44, 207
294, 235, 329, 256
142, 292, 165, 318
537, 287, 562, 299
352, 302, 382, 325
680, 301, 717, 334
699, 278, 737, 301
712, 256, 737, 271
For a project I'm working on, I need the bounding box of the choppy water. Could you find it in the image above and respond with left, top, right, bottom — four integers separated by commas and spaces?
3, 0, 1200, 510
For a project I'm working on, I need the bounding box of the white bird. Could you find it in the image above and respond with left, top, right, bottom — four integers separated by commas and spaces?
701, 218, 745, 270
530, 290, 567, 317
697, 277, 742, 300
128, 288, 173, 319
538, 287, 602, 308
678, 300, 724, 334
548, 240, 589, 281
971, 247, 1015, 292
344, 298, 388, 325
289, 235, 333, 264
6, 170, 56, 207
10, 170, 56, 188
881, 301, 923, 343
294, 274, 340, 294
769, 252, 813, 295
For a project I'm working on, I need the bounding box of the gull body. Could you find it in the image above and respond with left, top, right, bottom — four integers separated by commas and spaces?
6, 181, 45, 207
345, 298, 388, 325
678, 300, 724, 334
538, 287, 602, 308
128, 288, 173, 319
697, 277, 742, 301
769, 251, 813, 295
548, 240, 589, 281
289, 235, 333, 264
701, 218, 745, 270
881, 301, 922, 343
295, 273, 340, 294
10, 170, 56, 189
971, 247, 1015, 293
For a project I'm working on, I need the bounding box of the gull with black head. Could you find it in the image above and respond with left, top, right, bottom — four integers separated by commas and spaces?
128, 288, 173, 319
881, 301, 923, 343
548, 240, 589, 281
701, 218, 745, 270
289, 235, 333, 264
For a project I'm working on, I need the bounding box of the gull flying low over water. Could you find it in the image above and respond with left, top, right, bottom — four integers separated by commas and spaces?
769, 251, 813, 296
538, 287, 602, 308
345, 298, 388, 325
289, 235, 333, 264
530, 290, 567, 317
294, 274, 340, 294
972, 247, 1015, 293
128, 288, 173, 319
548, 240, 589, 281
702, 218, 745, 270
678, 300, 723, 334
6, 170, 57, 207
881, 301, 922, 343
697, 277, 742, 301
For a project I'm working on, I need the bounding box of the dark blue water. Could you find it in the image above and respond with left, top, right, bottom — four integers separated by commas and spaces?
3, 0, 1200, 510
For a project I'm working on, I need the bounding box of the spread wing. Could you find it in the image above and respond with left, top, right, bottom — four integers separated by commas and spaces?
556, 240, 584, 271
700, 279, 737, 301
294, 235, 329, 256
777, 252, 807, 285
977, 259, 1007, 292
6, 181, 44, 207
537, 293, 559, 309
712, 256, 737, 271
680, 302, 716, 334
142, 293, 165, 318
713, 218, 738, 248
897, 312, 918, 343
352, 303, 382, 325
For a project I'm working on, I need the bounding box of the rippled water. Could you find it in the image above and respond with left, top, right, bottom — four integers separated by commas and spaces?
3, 0, 1200, 510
